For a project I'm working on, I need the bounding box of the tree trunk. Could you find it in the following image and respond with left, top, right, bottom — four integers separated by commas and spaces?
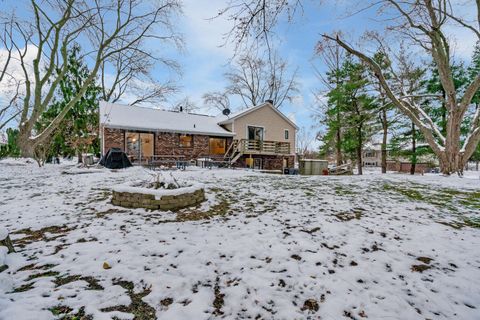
439, 149, 464, 175
381, 108, 388, 174
17, 128, 36, 159
439, 110, 464, 175
441, 88, 447, 136
410, 122, 416, 175
336, 127, 342, 166
357, 126, 363, 175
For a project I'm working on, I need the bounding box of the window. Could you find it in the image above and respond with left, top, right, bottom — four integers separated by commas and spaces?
209, 138, 226, 155
179, 134, 193, 147
364, 150, 375, 158
247, 126, 264, 140
284, 129, 289, 140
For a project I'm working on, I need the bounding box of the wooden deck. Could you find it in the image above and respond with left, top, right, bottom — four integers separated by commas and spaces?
237, 139, 291, 155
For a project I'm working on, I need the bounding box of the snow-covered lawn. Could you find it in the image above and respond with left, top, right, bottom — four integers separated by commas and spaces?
0, 159, 479, 320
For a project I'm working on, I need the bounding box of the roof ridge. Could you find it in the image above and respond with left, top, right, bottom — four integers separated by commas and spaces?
100, 101, 217, 118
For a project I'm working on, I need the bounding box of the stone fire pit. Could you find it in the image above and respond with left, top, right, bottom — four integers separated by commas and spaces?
112, 181, 205, 211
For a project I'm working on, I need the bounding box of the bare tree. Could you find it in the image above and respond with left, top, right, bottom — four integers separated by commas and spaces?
216, 0, 303, 54
225, 50, 299, 108
315, 36, 346, 166
0, 17, 23, 131
100, 45, 180, 106
219, 0, 480, 175
391, 45, 428, 175
2, 0, 181, 158
170, 96, 198, 113
323, 0, 480, 175
202, 91, 231, 112
296, 126, 316, 157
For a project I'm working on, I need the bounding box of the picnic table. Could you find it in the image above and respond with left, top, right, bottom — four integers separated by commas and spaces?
148, 155, 189, 170
197, 158, 231, 169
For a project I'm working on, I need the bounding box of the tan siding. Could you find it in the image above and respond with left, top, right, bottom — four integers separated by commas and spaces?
231, 105, 296, 154
222, 123, 233, 132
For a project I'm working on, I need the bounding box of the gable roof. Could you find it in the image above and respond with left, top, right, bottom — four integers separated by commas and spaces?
100, 102, 234, 137
217, 102, 298, 129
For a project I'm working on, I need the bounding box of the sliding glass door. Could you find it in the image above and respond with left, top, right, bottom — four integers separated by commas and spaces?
247, 126, 264, 141
125, 132, 154, 163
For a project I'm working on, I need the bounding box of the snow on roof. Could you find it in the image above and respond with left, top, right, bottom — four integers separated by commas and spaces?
100, 102, 234, 137
217, 102, 299, 129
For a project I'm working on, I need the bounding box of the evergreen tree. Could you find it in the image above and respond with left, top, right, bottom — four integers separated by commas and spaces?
0, 128, 21, 158
318, 46, 344, 166
35, 45, 101, 163
467, 41, 480, 170
389, 120, 432, 174
372, 51, 395, 173
423, 61, 469, 136
467, 42, 480, 109
387, 49, 429, 174
325, 55, 377, 174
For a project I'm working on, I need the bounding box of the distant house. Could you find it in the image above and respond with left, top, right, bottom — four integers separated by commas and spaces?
99, 101, 297, 170
362, 143, 383, 167
361, 141, 437, 173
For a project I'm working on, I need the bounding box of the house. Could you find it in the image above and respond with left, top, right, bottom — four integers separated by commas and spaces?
217, 101, 297, 170
361, 141, 437, 173
99, 100, 297, 170
362, 143, 383, 167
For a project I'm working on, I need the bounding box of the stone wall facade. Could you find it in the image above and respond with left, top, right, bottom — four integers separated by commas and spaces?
102, 127, 125, 153
154, 132, 210, 159
112, 188, 205, 211
102, 126, 232, 160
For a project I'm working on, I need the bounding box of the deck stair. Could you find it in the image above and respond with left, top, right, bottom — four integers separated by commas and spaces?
223, 140, 239, 166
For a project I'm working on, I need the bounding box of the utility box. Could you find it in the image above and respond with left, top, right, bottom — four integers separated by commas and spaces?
82, 154, 95, 166
299, 159, 328, 175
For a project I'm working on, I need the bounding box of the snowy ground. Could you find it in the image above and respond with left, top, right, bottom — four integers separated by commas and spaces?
0, 159, 479, 320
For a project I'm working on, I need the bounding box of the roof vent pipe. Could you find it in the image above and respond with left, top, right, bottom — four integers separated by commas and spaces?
265, 99, 274, 105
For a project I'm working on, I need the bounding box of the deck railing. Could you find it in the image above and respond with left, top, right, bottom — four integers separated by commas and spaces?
237, 139, 290, 155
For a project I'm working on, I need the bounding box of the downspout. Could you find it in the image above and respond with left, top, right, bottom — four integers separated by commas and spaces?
101, 125, 105, 156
